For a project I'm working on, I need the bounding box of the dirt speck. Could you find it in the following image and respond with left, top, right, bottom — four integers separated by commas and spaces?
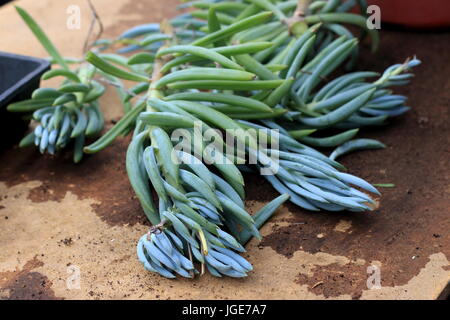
59, 238, 74, 246
334, 220, 352, 233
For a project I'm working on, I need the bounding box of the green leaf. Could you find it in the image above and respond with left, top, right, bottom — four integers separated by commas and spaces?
373, 183, 395, 188
7, 98, 54, 112
42, 69, 81, 82
15, 6, 68, 69
85, 51, 150, 82
84, 101, 146, 153
128, 52, 155, 65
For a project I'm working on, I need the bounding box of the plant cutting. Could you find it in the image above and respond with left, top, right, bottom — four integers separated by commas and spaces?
7, 7, 110, 162
9, 0, 420, 279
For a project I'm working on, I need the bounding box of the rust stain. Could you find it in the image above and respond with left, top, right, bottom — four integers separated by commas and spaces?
360, 253, 450, 300
0, 138, 149, 227
295, 262, 369, 299
0, 257, 61, 300
0, 180, 448, 300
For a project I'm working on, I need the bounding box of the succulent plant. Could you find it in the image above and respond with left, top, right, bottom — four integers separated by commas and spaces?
8, 1, 420, 279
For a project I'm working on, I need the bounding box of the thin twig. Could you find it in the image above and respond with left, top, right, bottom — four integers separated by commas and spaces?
187, 243, 196, 278
285, 0, 311, 33
312, 281, 323, 289
295, 0, 311, 18
83, 0, 104, 55
97, 77, 139, 98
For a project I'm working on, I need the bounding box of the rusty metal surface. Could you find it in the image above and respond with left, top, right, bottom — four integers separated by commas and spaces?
0, 0, 449, 300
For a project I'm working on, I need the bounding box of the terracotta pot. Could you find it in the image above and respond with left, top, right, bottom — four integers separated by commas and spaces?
368, 0, 450, 28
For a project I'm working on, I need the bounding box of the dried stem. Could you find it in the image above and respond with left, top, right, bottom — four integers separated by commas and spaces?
295, 0, 311, 18
83, 0, 104, 55
286, 0, 311, 34
148, 220, 167, 235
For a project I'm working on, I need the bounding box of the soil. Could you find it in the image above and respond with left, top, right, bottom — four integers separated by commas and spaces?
0, 0, 448, 300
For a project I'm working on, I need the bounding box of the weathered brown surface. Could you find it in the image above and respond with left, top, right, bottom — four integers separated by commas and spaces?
0, 0, 449, 300
0, 256, 62, 300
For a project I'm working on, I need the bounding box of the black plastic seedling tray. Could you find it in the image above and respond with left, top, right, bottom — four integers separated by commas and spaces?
0, 51, 50, 148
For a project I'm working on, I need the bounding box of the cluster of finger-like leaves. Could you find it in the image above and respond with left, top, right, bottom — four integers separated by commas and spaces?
8, 66, 106, 162
137, 223, 253, 278
11, 1, 422, 281
128, 126, 261, 278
